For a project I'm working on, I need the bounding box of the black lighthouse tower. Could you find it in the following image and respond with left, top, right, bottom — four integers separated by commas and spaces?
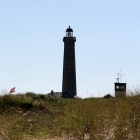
62, 26, 77, 98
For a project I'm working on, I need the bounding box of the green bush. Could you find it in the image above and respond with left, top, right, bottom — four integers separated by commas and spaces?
0, 94, 34, 111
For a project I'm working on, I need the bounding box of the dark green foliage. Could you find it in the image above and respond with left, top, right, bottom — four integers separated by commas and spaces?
0, 94, 33, 111
47, 95, 65, 105
25, 92, 45, 100
20, 102, 33, 110
103, 94, 113, 98
0, 93, 65, 112
25, 92, 36, 98
25, 92, 65, 105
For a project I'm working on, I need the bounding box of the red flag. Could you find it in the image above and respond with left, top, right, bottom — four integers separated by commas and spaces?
10, 87, 15, 93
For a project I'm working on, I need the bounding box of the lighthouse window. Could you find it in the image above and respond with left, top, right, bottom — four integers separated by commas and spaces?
66, 32, 73, 37
68, 32, 71, 37
120, 85, 125, 89
116, 85, 125, 90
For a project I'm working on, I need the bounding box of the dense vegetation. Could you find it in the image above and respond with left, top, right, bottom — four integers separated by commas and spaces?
0, 92, 140, 140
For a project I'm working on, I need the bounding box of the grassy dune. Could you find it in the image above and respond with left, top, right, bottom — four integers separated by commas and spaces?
0, 93, 140, 140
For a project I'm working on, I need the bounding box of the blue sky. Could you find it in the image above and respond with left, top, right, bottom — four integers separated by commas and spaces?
0, 0, 140, 98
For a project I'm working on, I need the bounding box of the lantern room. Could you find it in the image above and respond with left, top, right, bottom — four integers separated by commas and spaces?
66, 26, 73, 37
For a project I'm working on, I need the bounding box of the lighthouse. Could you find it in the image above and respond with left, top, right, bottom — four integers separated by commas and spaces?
62, 26, 77, 98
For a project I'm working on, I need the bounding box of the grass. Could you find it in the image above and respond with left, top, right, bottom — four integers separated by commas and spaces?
0, 92, 140, 139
